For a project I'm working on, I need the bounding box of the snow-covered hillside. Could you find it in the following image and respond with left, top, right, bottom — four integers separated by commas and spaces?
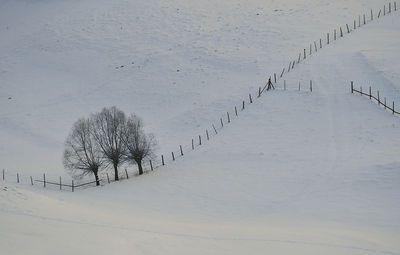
1, 0, 399, 254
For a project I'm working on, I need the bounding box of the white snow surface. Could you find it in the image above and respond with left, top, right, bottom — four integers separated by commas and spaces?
1, 0, 400, 254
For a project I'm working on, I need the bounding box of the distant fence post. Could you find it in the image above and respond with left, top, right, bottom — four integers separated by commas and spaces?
346, 24, 350, 33
2, 169, 4, 181
180, 145, 183, 155
363, 14, 366, 24
340, 27, 343, 37
192, 138, 194, 149
220, 118, 224, 127
72, 180, 74, 192
304, 48, 306, 59
378, 9, 382, 18
351, 81, 354, 93
298, 53, 301, 63
334, 29, 337, 40
369, 86, 372, 99
320, 38, 322, 48
280, 68, 285, 77
172, 151, 175, 161
213, 124, 218, 134
30, 176, 33, 185
327, 33, 329, 44
162, 155, 165, 165
284, 80, 286, 90
17, 173, 19, 183
314, 41, 317, 52
371, 9, 373, 20
149, 160, 153, 171
206, 129, 210, 140
377, 91, 380, 105
199, 135, 202, 145
310, 80, 313, 92
235, 106, 238, 116
393, 102, 395, 114
106, 173, 110, 184
59, 176, 62, 190
249, 94, 253, 103
274, 73, 277, 83
227, 112, 230, 123
125, 168, 129, 178
43, 173, 46, 188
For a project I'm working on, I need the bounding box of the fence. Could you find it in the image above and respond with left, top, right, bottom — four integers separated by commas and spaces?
1, 2, 398, 192
350, 81, 399, 115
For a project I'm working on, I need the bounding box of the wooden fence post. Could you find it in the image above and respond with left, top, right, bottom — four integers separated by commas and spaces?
192, 138, 194, 149
354, 20, 356, 29
395, 2, 397, 11
125, 168, 129, 179
393, 102, 395, 114
172, 151, 175, 161
249, 94, 253, 103
297, 53, 301, 63
199, 135, 202, 145
320, 38, 322, 48
72, 180, 74, 192
162, 155, 165, 165
17, 173, 19, 183
377, 91, 380, 105
43, 173, 46, 188
284, 80, 286, 90
242, 100, 245, 110
340, 27, 343, 37
351, 81, 354, 93
378, 9, 382, 18
309, 44, 312, 55
346, 24, 350, 33
363, 14, 366, 24
384, 97, 387, 109
2, 169, 4, 181
150, 160, 153, 171
369, 86, 371, 99
274, 73, 277, 83
327, 33, 329, 44
206, 129, 210, 140
310, 80, 313, 92
359, 15, 361, 27
280, 68, 285, 77
334, 29, 336, 40
384, 5, 386, 15
30, 176, 33, 185
227, 112, 230, 123
107, 173, 110, 184
180, 145, 183, 156
314, 41, 317, 52
304, 48, 306, 59
371, 9, 373, 20
292, 61, 295, 69
360, 86, 362, 95
59, 176, 62, 190
298, 82, 301, 91
212, 124, 218, 134
235, 106, 238, 116
389, 2, 392, 13
220, 118, 224, 127
258, 87, 261, 97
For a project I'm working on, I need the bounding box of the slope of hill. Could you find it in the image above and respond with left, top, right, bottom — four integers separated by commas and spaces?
0, 0, 399, 254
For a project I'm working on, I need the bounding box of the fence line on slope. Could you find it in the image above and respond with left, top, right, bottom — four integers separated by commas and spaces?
1, 2, 397, 191
350, 81, 399, 115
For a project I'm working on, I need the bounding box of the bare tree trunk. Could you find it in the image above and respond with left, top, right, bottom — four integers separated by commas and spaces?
138, 161, 143, 175
94, 171, 100, 186
113, 163, 119, 181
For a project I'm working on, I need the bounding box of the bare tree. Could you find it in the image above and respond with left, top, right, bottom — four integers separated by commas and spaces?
123, 114, 156, 175
91, 106, 127, 181
63, 118, 104, 186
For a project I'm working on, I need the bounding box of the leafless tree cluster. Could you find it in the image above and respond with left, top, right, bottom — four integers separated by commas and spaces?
63, 106, 156, 185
